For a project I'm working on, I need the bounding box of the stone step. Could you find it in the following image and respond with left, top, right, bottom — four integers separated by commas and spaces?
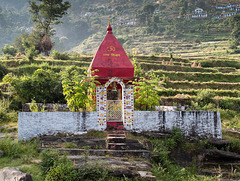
200, 149, 240, 161
202, 162, 240, 169
107, 143, 127, 150
38, 148, 151, 159
107, 134, 125, 138
67, 155, 155, 179
67, 155, 152, 171
106, 130, 128, 135
106, 125, 125, 130
107, 137, 126, 143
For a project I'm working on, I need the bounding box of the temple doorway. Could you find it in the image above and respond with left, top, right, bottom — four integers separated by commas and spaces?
106, 82, 123, 129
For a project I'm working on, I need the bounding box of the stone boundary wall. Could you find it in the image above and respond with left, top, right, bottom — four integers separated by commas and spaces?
18, 111, 222, 140
133, 111, 222, 139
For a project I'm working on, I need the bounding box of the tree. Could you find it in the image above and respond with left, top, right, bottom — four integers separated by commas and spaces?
131, 73, 162, 111
61, 66, 99, 111
2, 44, 17, 56
229, 15, 240, 47
3, 69, 65, 104
28, 0, 71, 56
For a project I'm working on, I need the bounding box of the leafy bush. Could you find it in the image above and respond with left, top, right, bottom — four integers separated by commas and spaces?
25, 46, 39, 62
40, 150, 109, 180
52, 50, 70, 60
158, 88, 240, 98
0, 98, 17, 123
0, 138, 39, 159
40, 150, 62, 175
154, 70, 240, 83
2, 44, 18, 56
3, 69, 66, 104
0, 63, 8, 80
165, 80, 240, 90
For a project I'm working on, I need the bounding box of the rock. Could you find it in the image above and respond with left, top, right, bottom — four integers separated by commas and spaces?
208, 139, 231, 150
200, 149, 240, 161
0, 150, 3, 157
0, 167, 32, 181
138, 171, 156, 181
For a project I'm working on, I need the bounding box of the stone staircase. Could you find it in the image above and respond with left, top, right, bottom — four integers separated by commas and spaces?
195, 138, 240, 180
38, 132, 156, 180
106, 133, 127, 150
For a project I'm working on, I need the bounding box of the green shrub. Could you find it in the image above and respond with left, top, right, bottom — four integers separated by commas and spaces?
2, 44, 18, 56
165, 80, 240, 90
0, 63, 8, 80
40, 150, 62, 175
4, 69, 66, 104
0, 138, 38, 159
25, 46, 39, 62
52, 50, 70, 60
154, 70, 240, 83
45, 161, 78, 181
0, 109, 10, 123
158, 89, 240, 98
41, 150, 109, 180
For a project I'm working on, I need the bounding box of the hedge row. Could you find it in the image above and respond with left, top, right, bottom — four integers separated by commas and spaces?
160, 96, 240, 112
200, 59, 240, 69
158, 88, 240, 97
9, 64, 86, 76
134, 56, 190, 63
0, 63, 8, 80
154, 70, 240, 83
140, 63, 222, 73
165, 80, 240, 90
1, 59, 91, 68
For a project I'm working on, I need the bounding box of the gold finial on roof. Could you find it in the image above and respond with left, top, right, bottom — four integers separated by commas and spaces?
108, 18, 111, 26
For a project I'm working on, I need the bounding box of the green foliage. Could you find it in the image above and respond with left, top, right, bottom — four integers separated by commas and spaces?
150, 128, 212, 181
186, 89, 220, 106
29, 0, 71, 34
0, 138, 39, 159
2, 44, 17, 56
62, 66, 99, 111
39, 149, 62, 175
52, 50, 70, 60
158, 88, 240, 98
164, 80, 240, 90
45, 160, 78, 181
0, 63, 8, 80
3, 69, 65, 103
12, 33, 30, 53
200, 59, 240, 69
25, 46, 39, 62
140, 62, 222, 73
132, 73, 162, 110
229, 14, 240, 47
0, 98, 17, 123
40, 150, 109, 180
154, 70, 240, 83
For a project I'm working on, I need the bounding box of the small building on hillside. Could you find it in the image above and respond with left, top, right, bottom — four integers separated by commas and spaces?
195, 8, 203, 14
90, 21, 135, 130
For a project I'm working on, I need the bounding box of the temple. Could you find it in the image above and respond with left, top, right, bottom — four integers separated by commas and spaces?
90, 21, 135, 130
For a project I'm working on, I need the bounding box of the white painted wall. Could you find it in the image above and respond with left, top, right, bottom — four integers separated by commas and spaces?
18, 112, 98, 140
133, 111, 222, 139
18, 111, 222, 140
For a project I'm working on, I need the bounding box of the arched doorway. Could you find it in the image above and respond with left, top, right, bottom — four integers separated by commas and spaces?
106, 81, 123, 123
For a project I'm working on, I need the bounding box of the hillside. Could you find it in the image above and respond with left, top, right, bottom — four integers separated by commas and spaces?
0, 0, 239, 54
0, 52, 240, 180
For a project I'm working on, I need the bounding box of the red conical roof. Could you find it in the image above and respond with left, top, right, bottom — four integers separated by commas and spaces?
90, 22, 134, 79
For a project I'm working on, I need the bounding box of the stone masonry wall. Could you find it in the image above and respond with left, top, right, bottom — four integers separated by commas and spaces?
133, 111, 222, 139
18, 111, 222, 140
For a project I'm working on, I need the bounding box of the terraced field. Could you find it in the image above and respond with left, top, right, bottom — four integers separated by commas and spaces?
0, 53, 240, 130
